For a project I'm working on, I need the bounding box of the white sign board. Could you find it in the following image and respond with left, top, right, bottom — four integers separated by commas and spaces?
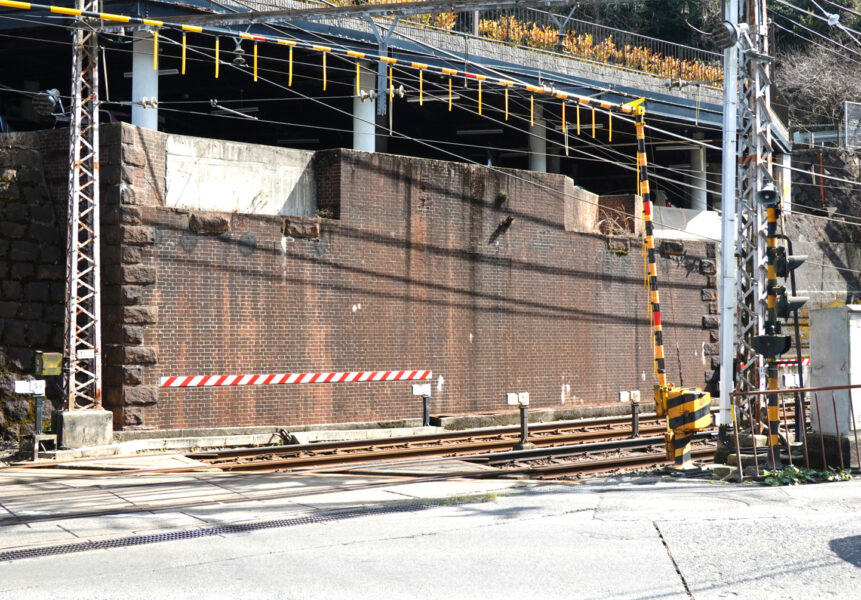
14, 380, 46, 395
506, 393, 519, 406
412, 383, 431, 396
518, 392, 530, 406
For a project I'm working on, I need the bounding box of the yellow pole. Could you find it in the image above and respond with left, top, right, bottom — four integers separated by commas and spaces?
505, 88, 509, 120
448, 77, 452, 111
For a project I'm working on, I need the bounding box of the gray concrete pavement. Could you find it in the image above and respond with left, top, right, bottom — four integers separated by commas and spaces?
0, 464, 859, 599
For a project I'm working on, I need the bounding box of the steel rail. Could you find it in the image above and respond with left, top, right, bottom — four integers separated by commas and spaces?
207, 426, 671, 471
506, 447, 717, 478
211, 429, 717, 473
188, 414, 662, 460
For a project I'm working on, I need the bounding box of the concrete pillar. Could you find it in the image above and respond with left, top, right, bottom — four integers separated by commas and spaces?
529, 104, 546, 173
689, 143, 708, 211
707, 161, 722, 212
132, 31, 158, 131
547, 151, 561, 174
353, 62, 376, 152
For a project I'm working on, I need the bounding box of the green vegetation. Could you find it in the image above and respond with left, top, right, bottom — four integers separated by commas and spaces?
762, 465, 852, 486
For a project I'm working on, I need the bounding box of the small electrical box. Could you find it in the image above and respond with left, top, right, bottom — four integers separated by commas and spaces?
34, 351, 62, 377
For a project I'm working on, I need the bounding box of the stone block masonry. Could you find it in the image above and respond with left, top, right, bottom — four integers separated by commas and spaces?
0, 133, 68, 440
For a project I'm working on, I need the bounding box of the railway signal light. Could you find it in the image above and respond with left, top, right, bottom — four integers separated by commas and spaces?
777, 293, 808, 319
768, 246, 809, 318
772, 246, 807, 278
753, 334, 791, 359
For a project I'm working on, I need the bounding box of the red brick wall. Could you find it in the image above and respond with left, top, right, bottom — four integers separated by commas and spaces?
107, 130, 717, 430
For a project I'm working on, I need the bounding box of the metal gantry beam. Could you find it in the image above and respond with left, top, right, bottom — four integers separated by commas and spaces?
64, 0, 102, 410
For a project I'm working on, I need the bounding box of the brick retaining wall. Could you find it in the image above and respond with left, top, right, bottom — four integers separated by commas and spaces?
2, 124, 719, 433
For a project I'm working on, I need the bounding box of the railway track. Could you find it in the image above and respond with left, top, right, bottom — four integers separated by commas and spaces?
190, 416, 670, 472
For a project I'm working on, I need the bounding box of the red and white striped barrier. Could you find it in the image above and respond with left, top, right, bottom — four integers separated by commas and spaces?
739, 358, 810, 368
160, 370, 432, 388
778, 358, 810, 367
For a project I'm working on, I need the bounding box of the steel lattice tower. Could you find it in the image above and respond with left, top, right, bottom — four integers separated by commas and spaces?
64, 0, 102, 410
733, 0, 773, 397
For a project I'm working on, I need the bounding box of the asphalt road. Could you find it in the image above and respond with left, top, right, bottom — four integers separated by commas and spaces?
0, 473, 859, 599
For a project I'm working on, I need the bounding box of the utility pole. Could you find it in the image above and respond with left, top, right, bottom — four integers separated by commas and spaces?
64, 0, 103, 411
718, 0, 739, 430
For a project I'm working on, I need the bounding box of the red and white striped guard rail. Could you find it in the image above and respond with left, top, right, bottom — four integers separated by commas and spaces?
160, 370, 432, 388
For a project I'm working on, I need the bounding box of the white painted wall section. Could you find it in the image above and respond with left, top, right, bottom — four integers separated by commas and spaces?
165, 135, 316, 216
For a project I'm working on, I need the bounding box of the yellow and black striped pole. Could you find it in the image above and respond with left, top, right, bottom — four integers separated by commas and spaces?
765, 205, 782, 467
636, 110, 666, 390
637, 108, 711, 469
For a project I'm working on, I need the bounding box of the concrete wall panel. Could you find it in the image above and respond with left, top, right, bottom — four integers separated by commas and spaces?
165, 134, 315, 217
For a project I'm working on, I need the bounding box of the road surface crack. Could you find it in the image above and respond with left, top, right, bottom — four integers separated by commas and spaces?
653, 520, 693, 599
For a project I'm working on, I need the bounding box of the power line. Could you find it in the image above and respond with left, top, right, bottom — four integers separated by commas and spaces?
165, 34, 723, 243
770, 4, 861, 59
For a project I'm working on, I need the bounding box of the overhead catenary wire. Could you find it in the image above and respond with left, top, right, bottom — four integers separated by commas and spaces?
152, 29, 861, 247
770, 6, 861, 60
1, 13, 856, 232
3, 9, 858, 203
384, 58, 725, 198
0, 2, 730, 158
6, 4, 861, 240
153, 33, 724, 244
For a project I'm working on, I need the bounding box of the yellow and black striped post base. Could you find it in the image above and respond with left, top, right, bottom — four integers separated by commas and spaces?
657, 386, 711, 471
668, 433, 698, 471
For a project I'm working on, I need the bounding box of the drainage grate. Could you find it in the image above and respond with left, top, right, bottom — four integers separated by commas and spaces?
0, 498, 481, 563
